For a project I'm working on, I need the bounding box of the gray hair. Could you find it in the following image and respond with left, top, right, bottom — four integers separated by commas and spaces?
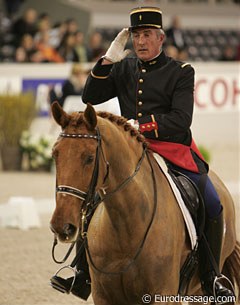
131, 28, 165, 38
157, 28, 165, 38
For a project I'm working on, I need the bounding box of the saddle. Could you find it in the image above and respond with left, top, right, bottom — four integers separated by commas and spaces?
168, 168, 207, 295
169, 169, 206, 235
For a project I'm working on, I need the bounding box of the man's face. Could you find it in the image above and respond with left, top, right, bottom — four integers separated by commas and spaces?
131, 28, 164, 61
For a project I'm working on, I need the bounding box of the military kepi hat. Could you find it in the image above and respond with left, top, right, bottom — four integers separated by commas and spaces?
129, 7, 162, 31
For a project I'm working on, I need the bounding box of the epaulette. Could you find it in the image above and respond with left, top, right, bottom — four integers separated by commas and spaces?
91, 71, 109, 79
181, 63, 191, 68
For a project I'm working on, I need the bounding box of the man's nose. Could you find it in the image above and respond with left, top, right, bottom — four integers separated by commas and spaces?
138, 34, 146, 44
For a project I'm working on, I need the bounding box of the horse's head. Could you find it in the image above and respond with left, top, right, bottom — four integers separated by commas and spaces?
50, 102, 146, 244
50, 102, 105, 243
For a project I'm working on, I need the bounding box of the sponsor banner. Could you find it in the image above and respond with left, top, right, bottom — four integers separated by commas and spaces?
193, 63, 240, 112
0, 63, 239, 113
22, 78, 65, 93
22, 78, 65, 116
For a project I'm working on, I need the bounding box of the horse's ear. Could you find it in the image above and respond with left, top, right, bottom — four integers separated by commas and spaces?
83, 103, 97, 130
51, 101, 70, 128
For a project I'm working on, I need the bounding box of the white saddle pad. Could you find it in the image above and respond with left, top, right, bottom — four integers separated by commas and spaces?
153, 153, 197, 249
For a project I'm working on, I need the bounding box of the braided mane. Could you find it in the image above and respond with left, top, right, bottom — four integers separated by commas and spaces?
97, 111, 147, 145
68, 110, 148, 146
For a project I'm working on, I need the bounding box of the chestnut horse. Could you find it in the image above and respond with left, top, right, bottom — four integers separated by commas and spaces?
50, 102, 240, 305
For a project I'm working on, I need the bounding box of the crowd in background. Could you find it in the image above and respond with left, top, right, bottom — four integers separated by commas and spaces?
0, 5, 239, 63
0, 7, 107, 63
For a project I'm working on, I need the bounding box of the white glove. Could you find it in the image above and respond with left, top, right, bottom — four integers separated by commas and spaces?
127, 119, 139, 130
104, 28, 131, 63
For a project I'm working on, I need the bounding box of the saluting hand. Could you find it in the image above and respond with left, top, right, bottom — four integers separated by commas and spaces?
103, 28, 132, 63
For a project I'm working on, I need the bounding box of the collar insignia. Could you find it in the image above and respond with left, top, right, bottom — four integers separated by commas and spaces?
149, 60, 157, 65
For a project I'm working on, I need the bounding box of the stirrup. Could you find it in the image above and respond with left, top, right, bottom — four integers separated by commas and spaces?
50, 265, 91, 300
50, 265, 76, 294
212, 274, 235, 304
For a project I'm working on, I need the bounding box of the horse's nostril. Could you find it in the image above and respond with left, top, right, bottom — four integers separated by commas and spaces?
63, 223, 77, 237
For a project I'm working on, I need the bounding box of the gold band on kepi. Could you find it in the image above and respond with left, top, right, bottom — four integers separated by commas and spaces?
129, 7, 162, 31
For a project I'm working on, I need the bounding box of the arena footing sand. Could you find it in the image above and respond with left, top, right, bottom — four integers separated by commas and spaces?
0, 171, 239, 305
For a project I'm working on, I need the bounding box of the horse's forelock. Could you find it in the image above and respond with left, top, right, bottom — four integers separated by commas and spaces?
69, 112, 84, 127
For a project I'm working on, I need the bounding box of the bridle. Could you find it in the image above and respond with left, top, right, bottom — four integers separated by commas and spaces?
52, 126, 157, 276
56, 128, 105, 206
52, 127, 105, 263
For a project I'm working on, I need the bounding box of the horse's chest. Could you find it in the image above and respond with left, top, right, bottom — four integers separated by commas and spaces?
92, 272, 145, 305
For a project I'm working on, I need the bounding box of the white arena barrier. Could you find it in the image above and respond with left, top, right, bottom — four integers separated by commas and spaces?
0, 197, 41, 230
63, 95, 121, 115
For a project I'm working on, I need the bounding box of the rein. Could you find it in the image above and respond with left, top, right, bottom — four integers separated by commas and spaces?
52, 126, 158, 275
84, 151, 157, 275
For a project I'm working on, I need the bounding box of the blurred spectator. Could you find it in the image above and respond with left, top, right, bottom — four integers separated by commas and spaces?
219, 46, 236, 61
178, 49, 188, 61
4, 0, 24, 19
49, 22, 67, 48
49, 63, 88, 106
19, 33, 36, 61
35, 32, 64, 63
75, 30, 88, 62
38, 12, 50, 24
14, 46, 27, 62
236, 44, 240, 61
165, 45, 188, 61
34, 18, 51, 44
12, 8, 38, 46
87, 31, 106, 62
165, 16, 186, 51
65, 18, 78, 35
49, 21, 67, 48
28, 49, 45, 62
165, 45, 179, 59
57, 33, 79, 62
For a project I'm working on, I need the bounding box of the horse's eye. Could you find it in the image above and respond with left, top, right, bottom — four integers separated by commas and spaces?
86, 155, 94, 165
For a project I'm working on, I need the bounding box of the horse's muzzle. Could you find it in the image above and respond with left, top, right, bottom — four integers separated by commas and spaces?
50, 222, 78, 243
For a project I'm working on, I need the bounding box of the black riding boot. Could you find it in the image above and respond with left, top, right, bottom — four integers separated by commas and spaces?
50, 240, 91, 300
70, 240, 91, 300
199, 210, 235, 301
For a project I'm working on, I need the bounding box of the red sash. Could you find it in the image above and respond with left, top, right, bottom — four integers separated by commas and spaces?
147, 139, 205, 173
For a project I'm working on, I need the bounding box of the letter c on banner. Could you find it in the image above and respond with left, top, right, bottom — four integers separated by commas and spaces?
194, 79, 207, 108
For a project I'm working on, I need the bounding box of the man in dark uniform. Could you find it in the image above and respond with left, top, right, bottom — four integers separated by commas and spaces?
51, 7, 235, 301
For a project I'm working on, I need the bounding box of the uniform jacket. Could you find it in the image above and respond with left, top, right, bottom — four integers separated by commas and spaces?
82, 51, 208, 173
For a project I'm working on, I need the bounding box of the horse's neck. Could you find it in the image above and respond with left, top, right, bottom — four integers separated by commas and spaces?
98, 144, 154, 248
103, 132, 145, 200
